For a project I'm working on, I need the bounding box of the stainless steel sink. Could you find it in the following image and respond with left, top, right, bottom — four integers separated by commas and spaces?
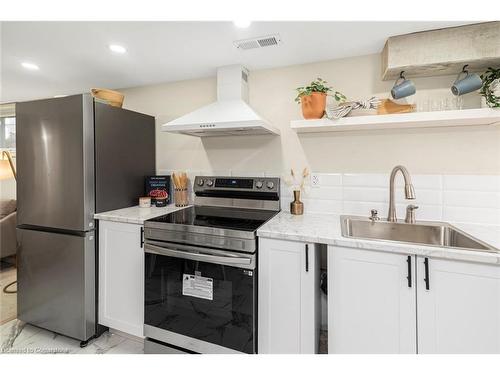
341, 216, 498, 252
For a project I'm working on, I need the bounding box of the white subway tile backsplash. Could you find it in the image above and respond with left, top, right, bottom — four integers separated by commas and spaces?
343, 187, 387, 203
444, 190, 500, 209
182, 172, 197, 203
211, 170, 232, 177
318, 173, 342, 187
316, 172, 497, 226
342, 187, 441, 206
303, 199, 342, 215
394, 188, 442, 206
281, 184, 297, 198
342, 173, 388, 187
342, 173, 442, 189
443, 175, 500, 192
280, 198, 292, 212
343, 201, 386, 217
264, 171, 282, 178
155, 170, 499, 228
443, 206, 500, 226
231, 171, 265, 177
185, 170, 200, 179
410, 175, 443, 190
305, 186, 342, 200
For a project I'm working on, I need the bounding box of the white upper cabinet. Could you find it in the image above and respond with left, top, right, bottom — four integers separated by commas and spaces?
258, 237, 319, 354
98, 220, 145, 338
417, 257, 500, 354
328, 246, 417, 353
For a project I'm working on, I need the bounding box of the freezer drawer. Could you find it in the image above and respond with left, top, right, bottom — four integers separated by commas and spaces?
17, 228, 96, 341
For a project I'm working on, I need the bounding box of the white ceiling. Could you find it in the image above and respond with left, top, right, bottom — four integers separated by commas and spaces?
1, 21, 472, 103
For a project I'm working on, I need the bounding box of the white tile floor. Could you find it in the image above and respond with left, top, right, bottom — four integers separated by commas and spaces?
1, 319, 144, 354
1, 318, 327, 354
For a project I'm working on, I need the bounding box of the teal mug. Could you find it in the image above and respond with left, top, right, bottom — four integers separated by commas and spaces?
391, 72, 416, 100
451, 68, 483, 96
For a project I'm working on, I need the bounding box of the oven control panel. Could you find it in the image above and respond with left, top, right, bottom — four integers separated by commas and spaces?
194, 176, 280, 192
194, 176, 280, 211
214, 178, 254, 189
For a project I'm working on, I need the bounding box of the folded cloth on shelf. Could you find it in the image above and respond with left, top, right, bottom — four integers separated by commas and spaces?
326, 97, 381, 119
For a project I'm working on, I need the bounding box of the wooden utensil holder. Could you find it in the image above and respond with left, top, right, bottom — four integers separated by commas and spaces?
174, 188, 189, 207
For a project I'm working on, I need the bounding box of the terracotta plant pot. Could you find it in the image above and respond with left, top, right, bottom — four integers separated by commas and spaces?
300, 92, 327, 119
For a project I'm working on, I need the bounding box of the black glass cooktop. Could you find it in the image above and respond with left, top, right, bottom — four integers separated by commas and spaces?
148, 206, 277, 232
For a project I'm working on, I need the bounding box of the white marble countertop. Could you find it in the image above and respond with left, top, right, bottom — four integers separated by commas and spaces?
94, 204, 188, 224
257, 212, 500, 265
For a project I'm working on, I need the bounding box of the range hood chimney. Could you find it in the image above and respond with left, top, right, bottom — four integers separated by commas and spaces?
161, 65, 280, 136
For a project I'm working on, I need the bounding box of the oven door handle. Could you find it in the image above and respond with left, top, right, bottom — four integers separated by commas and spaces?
145, 243, 253, 267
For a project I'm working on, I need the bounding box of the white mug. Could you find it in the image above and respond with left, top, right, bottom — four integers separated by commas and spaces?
139, 197, 151, 208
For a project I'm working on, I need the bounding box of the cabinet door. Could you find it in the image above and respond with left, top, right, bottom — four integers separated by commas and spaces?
98, 221, 144, 337
258, 238, 319, 354
328, 246, 416, 353
417, 257, 500, 353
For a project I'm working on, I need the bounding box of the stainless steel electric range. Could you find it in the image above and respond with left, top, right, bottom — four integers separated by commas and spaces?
143, 176, 280, 354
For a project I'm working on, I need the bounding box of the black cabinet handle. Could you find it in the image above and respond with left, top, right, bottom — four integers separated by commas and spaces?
424, 257, 430, 290
305, 244, 309, 272
406, 256, 412, 288
140, 227, 144, 248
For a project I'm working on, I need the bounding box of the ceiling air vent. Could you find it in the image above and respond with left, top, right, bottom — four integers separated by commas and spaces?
234, 34, 281, 50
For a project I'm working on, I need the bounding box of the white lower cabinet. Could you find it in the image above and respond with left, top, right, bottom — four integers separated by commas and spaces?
98, 220, 144, 337
417, 257, 500, 353
328, 245, 500, 354
258, 237, 319, 354
328, 246, 416, 353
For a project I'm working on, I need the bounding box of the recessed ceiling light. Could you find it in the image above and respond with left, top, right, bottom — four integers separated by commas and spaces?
233, 20, 251, 28
53, 95, 68, 98
21, 62, 39, 70
109, 44, 127, 54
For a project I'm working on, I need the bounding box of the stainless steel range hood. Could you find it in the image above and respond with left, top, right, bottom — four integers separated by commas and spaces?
161, 65, 280, 137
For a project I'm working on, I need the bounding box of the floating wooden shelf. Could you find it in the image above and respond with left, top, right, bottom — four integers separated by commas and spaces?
291, 108, 500, 134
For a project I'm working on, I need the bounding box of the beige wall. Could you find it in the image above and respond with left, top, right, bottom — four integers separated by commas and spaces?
0, 179, 16, 200
121, 53, 500, 176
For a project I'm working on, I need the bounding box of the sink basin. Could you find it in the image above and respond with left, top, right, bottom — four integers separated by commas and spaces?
341, 216, 498, 252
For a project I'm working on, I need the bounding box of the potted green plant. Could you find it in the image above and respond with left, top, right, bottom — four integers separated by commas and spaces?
480, 67, 500, 108
295, 78, 346, 119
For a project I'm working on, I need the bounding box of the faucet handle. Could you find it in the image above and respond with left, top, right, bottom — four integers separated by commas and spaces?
369, 209, 380, 222
405, 204, 419, 224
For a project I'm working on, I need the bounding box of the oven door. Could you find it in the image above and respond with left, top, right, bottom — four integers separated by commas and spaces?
144, 241, 256, 354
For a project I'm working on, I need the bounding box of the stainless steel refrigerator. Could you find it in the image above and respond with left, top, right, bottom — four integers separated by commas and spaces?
16, 94, 155, 344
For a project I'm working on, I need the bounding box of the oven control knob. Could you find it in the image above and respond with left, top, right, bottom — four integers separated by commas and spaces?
266, 181, 275, 189
197, 179, 204, 186
206, 179, 214, 187
255, 181, 263, 189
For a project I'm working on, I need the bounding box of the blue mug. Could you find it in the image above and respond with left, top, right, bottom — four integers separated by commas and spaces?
391, 74, 416, 100
451, 71, 483, 96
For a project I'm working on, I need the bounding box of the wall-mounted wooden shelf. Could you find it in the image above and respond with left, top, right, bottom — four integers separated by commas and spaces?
290, 108, 500, 134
